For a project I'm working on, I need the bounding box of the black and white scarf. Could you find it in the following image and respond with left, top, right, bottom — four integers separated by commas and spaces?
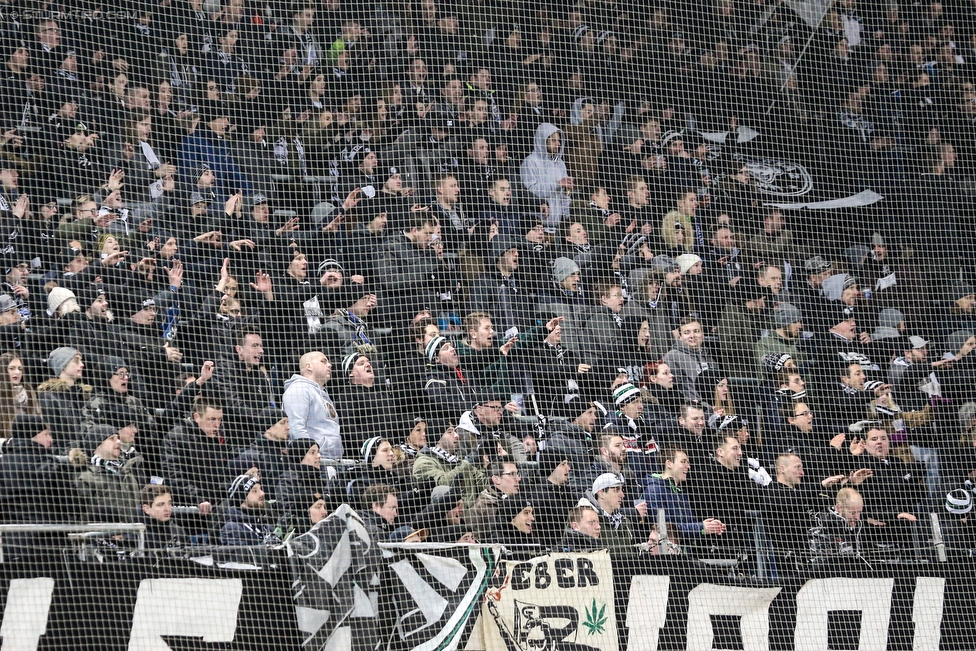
427, 445, 460, 465
91, 455, 123, 475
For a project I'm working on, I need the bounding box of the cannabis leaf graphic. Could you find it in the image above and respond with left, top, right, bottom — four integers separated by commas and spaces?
582, 599, 607, 635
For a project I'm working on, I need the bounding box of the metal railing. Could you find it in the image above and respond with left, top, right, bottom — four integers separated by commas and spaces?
0, 522, 146, 562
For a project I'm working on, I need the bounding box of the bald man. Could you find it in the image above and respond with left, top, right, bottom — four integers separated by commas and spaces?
282, 351, 342, 459
810, 487, 864, 558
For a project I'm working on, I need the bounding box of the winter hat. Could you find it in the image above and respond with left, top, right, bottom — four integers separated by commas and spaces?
650, 255, 678, 273
552, 257, 581, 283
83, 424, 118, 456
822, 273, 857, 301
877, 308, 905, 329
613, 383, 641, 408
286, 437, 318, 462
100, 404, 139, 431
317, 258, 344, 275
342, 351, 365, 376
60, 245, 84, 267
228, 474, 261, 503
675, 254, 702, 275
947, 330, 975, 355
425, 336, 449, 362
773, 303, 802, 328
76, 283, 106, 308
122, 293, 156, 318
47, 287, 76, 316
300, 491, 329, 513
48, 346, 80, 377
571, 24, 591, 42
762, 352, 792, 374
256, 407, 287, 435
592, 472, 624, 494
189, 162, 212, 182
538, 441, 570, 477
490, 235, 519, 262
871, 232, 886, 246
946, 488, 973, 515
98, 356, 128, 382
11, 415, 47, 440
361, 436, 384, 464
495, 493, 533, 524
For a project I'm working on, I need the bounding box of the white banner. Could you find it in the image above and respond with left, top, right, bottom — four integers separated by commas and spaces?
480, 550, 617, 651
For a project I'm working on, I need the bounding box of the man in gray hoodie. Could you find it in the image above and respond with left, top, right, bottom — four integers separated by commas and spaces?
282, 351, 342, 459
520, 123, 573, 229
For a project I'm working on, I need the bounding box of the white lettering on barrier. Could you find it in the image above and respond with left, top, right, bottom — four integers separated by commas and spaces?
625, 575, 670, 651
912, 577, 945, 651
794, 578, 893, 651
0, 577, 55, 650
685, 584, 781, 651
127, 578, 243, 651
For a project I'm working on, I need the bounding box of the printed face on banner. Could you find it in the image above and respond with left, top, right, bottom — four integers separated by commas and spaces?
481, 551, 617, 651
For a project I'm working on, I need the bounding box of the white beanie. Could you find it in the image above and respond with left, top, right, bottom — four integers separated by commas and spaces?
47, 287, 77, 316
675, 254, 702, 275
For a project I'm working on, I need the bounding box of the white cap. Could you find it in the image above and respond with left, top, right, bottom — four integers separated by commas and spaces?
592, 473, 624, 494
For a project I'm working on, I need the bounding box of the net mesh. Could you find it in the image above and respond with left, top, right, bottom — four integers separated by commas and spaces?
0, 0, 972, 648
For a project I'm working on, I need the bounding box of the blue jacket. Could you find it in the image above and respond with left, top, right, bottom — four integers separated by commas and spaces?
178, 131, 253, 203
643, 474, 702, 538
219, 506, 278, 546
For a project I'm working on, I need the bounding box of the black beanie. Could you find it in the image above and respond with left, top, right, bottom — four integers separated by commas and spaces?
11, 415, 46, 440
82, 424, 118, 456
286, 437, 318, 463
538, 441, 570, 478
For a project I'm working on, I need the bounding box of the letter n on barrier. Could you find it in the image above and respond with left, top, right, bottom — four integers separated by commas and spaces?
912, 577, 945, 651
0, 577, 55, 651
794, 578, 893, 651
128, 578, 243, 650
686, 584, 781, 651
625, 576, 669, 651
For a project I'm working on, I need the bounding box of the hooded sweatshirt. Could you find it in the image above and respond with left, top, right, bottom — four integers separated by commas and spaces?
282, 374, 341, 459
520, 123, 570, 228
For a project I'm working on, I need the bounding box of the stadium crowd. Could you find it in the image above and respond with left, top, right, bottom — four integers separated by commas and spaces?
2, 0, 976, 565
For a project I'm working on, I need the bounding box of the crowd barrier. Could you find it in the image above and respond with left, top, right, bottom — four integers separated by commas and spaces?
0, 533, 970, 650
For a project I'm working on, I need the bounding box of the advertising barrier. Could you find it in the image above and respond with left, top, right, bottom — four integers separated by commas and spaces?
0, 545, 970, 650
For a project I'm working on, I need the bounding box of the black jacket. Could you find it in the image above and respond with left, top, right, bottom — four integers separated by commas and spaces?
212, 358, 278, 450
686, 459, 761, 552
37, 379, 93, 452
331, 383, 398, 453
0, 439, 70, 523
527, 480, 577, 551
161, 423, 235, 506
277, 464, 328, 530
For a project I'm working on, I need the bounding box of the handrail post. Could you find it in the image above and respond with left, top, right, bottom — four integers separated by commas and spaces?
657, 508, 667, 555
930, 512, 947, 562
